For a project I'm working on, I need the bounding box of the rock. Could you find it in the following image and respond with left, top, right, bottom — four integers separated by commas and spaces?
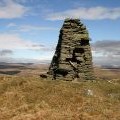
40, 74, 47, 78
87, 89, 94, 96
48, 18, 94, 80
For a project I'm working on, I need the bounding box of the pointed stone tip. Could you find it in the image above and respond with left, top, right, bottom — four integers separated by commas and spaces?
64, 18, 80, 22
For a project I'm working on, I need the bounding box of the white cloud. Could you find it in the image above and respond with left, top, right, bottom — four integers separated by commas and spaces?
18, 25, 57, 32
0, 33, 53, 63
46, 7, 120, 20
0, 33, 45, 50
7, 23, 17, 27
6, 23, 57, 32
0, 0, 28, 19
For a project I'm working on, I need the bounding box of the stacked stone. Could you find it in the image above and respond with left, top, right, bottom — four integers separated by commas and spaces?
48, 18, 94, 80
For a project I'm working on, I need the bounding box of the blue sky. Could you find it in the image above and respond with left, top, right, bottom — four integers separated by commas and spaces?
0, 0, 120, 66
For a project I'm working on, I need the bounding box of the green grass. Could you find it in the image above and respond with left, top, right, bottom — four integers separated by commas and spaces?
0, 76, 120, 120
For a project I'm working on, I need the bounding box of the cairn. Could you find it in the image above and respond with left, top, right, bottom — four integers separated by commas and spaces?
48, 18, 94, 80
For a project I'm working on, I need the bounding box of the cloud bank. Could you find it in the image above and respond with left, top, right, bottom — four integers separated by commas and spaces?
0, 33, 53, 63
46, 7, 120, 20
0, 0, 28, 19
7, 23, 57, 32
0, 33, 50, 50
92, 40, 120, 67
0, 49, 13, 56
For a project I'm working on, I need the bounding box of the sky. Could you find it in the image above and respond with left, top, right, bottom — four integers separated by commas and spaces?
0, 0, 120, 67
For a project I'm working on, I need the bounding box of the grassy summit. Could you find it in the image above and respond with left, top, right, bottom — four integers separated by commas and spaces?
0, 75, 120, 120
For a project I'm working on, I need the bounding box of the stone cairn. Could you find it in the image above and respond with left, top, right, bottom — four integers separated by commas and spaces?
48, 18, 94, 80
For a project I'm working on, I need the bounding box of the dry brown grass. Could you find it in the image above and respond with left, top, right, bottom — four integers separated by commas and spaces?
0, 72, 120, 120
94, 67, 120, 80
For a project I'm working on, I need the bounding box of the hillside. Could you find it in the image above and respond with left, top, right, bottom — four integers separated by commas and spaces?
0, 67, 120, 120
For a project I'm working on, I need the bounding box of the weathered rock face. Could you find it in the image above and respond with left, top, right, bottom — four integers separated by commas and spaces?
48, 18, 94, 80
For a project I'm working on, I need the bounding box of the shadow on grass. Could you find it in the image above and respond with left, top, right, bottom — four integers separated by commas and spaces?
0, 70, 21, 75
0, 65, 26, 69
